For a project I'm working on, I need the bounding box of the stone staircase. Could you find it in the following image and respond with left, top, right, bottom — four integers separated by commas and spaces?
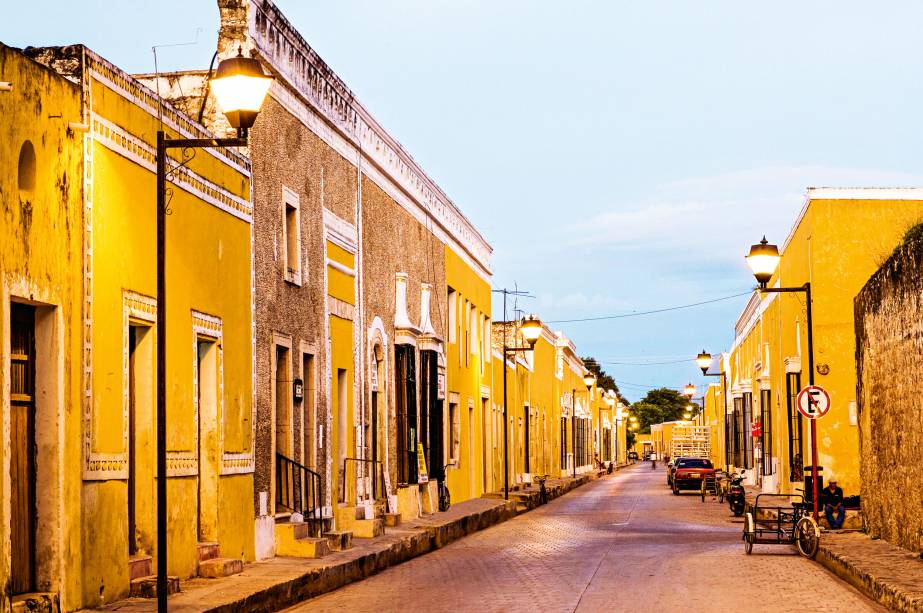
275, 519, 333, 558
129, 554, 180, 598
197, 542, 243, 578
335, 504, 385, 539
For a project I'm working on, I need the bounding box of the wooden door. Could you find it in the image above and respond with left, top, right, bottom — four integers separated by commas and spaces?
10, 303, 36, 594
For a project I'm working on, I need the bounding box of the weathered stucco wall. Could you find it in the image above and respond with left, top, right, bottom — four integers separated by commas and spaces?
0, 43, 84, 611
855, 237, 923, 553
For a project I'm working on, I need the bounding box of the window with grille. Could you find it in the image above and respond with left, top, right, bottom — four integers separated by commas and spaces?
560, 417, 567, 469
742, 392, 753, 469
733, 397, 743, 467
785, 371, 803, 482
760, 389, 773, 475
395, 345, 417, 485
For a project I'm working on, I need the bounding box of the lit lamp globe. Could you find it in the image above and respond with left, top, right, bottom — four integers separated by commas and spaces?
745, 236, 780, 288
696, 350, 712, 375
583, 372, 596, 390
683, 383, 696, 399
518, 314, 543, 348
210, 48, 273, 136
684, 412, 692, 420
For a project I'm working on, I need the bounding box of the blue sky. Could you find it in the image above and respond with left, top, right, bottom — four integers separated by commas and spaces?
7, 1, 923, 400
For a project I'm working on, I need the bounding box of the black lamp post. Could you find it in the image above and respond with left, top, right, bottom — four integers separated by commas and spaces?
155, 48, 271, 612
500, 312, 542, 500
697, 349, 729, 472
571, 372, 595, 478
745, 236, 818, 520
600, 390, 615, 464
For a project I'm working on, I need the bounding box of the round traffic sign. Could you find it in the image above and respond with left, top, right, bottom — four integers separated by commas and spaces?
796, 385, 831, 420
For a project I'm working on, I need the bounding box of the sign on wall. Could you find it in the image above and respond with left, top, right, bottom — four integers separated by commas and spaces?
417, 442, 429, 483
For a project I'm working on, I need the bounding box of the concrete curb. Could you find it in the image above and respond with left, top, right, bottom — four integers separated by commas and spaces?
210, 501, 518, 613
814, 535, 923, 613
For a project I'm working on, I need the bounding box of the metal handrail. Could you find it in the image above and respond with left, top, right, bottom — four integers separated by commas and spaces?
340, 457, 386, 504
276, 453, 323, 535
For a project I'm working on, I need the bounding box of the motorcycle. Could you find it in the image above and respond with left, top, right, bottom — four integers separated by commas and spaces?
727, 471, 746, 517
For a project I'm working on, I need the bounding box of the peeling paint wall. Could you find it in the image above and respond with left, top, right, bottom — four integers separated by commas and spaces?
855, 237, 923, 553
0, 43, 84, 611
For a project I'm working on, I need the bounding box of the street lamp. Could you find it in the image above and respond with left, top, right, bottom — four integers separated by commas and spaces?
570, 372, 595, 478
155, 48, 271, 612
744, 236, 819, 520
696, 349, 729, 472
745, 236, 780, 288
500, 312, 542, 500
696, 350, 712, 373
683, 382, 696, 399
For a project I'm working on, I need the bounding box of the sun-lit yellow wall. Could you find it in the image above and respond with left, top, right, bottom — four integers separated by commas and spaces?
703, 382, 725, 469
633, 433, 652, 455
443, 247, 491, 501
527, 331, 561, 478
0, 45, 84, 612
727, 193, 923, 496
79, 50, 253, 606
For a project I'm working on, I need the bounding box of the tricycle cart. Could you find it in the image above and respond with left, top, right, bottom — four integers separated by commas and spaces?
701, 469, 730, 502
742, 493, 819, 558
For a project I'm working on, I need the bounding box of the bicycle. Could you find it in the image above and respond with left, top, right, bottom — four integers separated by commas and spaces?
438, 464, 451, 512
534, 474, 551, 505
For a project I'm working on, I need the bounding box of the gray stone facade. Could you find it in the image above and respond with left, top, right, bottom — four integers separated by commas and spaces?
855, 237, 923, 554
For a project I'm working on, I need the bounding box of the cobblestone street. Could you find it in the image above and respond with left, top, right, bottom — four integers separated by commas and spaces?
288, 465, 881, 613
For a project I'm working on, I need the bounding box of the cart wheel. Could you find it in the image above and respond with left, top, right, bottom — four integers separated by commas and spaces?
743, 513, 754, 555
795, 516, 820, 559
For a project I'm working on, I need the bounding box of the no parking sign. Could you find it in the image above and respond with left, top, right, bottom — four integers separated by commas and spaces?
796, 385, 831, 420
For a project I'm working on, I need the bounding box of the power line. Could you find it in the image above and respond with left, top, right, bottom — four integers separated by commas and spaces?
545, 291, 752, 324
612, 379, 684, 391
600, 358, 692, 366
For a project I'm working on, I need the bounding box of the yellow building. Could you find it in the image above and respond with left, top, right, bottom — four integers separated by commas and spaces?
701, 380, 726, 470
633, 433, 653, 457
488, 322, 607, 491
10, 44, 255, 609
443, 247, 493, 504
0, 44, 84, 611
724, 188, 923, 496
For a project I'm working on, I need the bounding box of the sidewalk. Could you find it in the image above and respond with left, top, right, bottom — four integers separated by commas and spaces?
817, 531, 923, 613
740, 486, 923, 612
83, 469, 616, 612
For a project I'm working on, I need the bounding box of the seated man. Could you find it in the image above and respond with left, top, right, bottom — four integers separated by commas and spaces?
823, 478, 845, 529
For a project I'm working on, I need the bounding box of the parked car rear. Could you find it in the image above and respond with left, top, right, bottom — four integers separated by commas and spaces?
671, 458, 715, 494
667, 457, 689, 486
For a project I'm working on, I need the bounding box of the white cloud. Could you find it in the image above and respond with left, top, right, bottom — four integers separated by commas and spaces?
566, 165, 923, 261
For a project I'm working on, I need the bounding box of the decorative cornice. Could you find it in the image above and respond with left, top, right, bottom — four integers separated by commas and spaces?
235, 0, 491, 277
90, 113, 252, 222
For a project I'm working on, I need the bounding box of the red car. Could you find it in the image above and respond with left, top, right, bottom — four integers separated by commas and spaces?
671, 458, 715, 494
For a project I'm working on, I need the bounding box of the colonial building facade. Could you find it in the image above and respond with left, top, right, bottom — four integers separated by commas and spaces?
717, 188, 923, 499
2, 42, 256, 610
2, 3, 623, 609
